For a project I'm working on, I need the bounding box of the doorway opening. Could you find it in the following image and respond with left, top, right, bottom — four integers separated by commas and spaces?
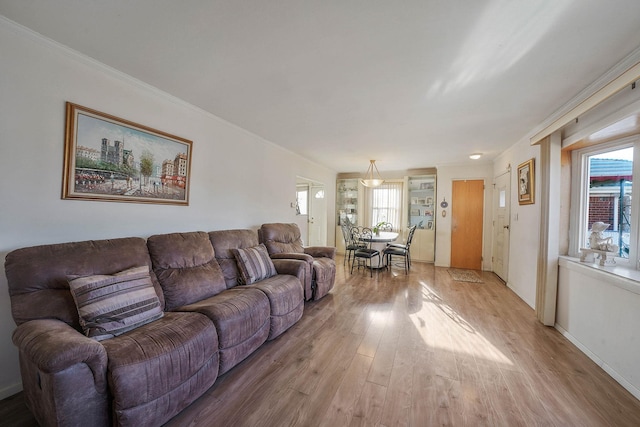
296, 177, 327, 246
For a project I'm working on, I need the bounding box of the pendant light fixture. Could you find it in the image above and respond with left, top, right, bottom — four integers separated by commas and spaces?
360, 160, 384, 188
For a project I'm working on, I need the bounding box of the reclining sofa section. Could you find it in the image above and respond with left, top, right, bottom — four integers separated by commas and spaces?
4, 228, 310, 427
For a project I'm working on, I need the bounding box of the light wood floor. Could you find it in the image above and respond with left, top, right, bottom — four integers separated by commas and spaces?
3, 258, 640, 426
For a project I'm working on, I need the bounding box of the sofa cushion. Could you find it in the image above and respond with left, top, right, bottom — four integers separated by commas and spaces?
178, 287, 270, 374
101, 311, 218, 426
232, 244, 277, 285
250, 274, 304, 340
68, 266, 163, 340
208, 229, 259, 288
147, 232, 226, 311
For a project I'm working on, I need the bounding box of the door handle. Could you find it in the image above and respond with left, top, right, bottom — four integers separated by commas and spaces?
504, 225, 510, 230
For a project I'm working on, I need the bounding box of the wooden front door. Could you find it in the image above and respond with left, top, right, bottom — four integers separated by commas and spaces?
451, 180, 484, 270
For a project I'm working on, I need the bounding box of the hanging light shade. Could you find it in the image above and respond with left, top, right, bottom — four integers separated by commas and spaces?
360, 160, 384, 188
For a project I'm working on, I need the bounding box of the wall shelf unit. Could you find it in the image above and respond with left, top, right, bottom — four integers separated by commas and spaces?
406, 175, 436, 262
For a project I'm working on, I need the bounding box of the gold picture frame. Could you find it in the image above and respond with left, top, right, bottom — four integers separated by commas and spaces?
63, 102, 192, 205
517, 158, 535, 205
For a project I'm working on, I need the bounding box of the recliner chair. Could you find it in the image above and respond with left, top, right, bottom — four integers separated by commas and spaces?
258, 223, 336, 301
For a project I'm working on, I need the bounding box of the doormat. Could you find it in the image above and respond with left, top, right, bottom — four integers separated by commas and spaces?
448, 268, 483, 283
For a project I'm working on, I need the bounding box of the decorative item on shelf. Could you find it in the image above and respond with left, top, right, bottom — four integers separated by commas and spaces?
360, 160, 384, 188
588, 222, 619, 253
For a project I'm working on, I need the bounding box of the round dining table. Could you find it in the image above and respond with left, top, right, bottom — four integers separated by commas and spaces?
359, 231, 399, 268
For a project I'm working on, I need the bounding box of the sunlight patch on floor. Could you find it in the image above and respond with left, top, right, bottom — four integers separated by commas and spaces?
409, 281, 514, 366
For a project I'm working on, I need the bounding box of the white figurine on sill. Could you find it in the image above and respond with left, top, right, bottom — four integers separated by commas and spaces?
588, 222, 619, 253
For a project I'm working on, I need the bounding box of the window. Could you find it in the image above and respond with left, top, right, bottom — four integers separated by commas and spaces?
370, 182, 403, 230
572, 139, 638, 264
296, 187, 308, 215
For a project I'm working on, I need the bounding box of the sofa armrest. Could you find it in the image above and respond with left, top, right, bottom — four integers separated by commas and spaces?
12, 319, 108, 389
271, 258, 313, 301
272, 258, 308, 277
304, 246, 336, 260
270, 252, 313, 264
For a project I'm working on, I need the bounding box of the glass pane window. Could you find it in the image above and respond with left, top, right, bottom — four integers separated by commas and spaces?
371, 182, 403, 230
585, 147, 633, 258
296, 188, 308, 215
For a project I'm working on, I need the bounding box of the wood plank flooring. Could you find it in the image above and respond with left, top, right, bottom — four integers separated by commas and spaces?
3, 258, 640, 426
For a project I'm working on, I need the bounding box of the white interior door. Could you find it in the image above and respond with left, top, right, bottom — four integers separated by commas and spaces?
308, 184, 327, 246
492, 171, 511, 282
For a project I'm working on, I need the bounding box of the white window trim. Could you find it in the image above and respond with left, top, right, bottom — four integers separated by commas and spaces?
570, 136, 640, 269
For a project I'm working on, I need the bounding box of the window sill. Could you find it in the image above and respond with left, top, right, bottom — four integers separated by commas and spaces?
559, 256, 640, 296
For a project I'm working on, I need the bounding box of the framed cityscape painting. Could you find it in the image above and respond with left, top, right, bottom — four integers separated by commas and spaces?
62, 102, 192, 205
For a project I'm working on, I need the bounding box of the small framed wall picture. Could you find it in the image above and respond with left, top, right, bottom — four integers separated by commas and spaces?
517, 158, 535, 205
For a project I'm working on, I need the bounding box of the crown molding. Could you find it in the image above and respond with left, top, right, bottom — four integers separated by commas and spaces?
529, 44, 640, 145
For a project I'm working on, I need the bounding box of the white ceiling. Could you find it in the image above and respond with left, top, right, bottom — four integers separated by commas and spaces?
2, 0, 640, 173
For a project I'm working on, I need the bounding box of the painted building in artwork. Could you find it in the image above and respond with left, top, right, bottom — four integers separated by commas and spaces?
162, 159, 175, 177
161, 153, 188, 188
76, 145, 99, 162
101, 138, 123, 166
122, 149, 135, 168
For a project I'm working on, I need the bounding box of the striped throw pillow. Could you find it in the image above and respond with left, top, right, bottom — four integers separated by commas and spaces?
232, 244, 277, 285
68, 266, 163, 341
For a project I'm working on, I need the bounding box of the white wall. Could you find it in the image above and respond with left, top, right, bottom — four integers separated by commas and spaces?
0, 19, 336, 398
434, 163, 494, 271
493, 141, 541, 309
557, 260, 640, 399
551, 81, 640, 399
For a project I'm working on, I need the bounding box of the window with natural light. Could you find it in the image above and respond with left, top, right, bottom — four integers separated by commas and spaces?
370, 182, 403, 230
572, 141, 636, 263
296, 187, 308, 215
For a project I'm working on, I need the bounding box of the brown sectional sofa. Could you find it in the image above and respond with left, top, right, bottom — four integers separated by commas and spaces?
4, 227, 328, 427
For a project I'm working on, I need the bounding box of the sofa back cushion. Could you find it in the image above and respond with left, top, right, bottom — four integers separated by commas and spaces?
258, 223, 305, 254
208, 229, 259, 288
147, 232, 226, 311
5, 237, 162, 328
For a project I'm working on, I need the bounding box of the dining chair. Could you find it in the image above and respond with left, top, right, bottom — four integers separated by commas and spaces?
383, 224, 417, 274
350, 227, 381, 277
340, 223, 361, 266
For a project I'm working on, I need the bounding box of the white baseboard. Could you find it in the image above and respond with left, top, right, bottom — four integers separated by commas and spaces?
555, 323, 640, 401
0, 381, 23, 400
